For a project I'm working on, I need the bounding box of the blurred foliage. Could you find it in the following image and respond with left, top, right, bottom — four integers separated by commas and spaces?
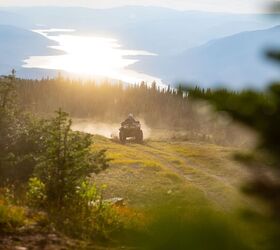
270, 1, 280, 13
186, 49, 280, 249
140, 208, 250, 250
0, 189, 26, 233
188, 85, 280, 158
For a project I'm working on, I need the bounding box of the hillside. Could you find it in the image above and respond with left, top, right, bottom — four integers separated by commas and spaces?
0, 25, 58, 75
132, 25, 280, 88
92, 135, 256, 212
0, 10, 32, 28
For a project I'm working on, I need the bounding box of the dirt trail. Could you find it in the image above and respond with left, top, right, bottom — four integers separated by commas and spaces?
134, 142, 249, 210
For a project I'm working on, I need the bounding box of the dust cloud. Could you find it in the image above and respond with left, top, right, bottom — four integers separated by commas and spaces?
71, 119, 151, 139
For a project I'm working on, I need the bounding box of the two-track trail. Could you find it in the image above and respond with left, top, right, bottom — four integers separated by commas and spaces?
93, 136, 256, 211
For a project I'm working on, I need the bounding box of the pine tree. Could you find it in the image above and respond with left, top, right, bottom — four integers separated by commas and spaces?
35, 109, 109, 207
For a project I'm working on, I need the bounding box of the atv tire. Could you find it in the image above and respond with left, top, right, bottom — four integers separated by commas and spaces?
136, 130, 143, 143
119, 131, 126, 143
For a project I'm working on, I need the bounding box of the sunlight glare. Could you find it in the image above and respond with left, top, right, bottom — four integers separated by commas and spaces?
23, 30, 162, 85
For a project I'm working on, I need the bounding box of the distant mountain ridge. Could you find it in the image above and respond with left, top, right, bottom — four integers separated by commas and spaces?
131, 25, 280, 88
0, 25, 58, 75
1, 6, 279, 54
0, 6, 279, 87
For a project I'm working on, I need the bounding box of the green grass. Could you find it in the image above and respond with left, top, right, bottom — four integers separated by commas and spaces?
92, 135, 258, 212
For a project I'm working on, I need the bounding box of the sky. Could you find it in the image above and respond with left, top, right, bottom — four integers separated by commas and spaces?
0, 0, 278, 13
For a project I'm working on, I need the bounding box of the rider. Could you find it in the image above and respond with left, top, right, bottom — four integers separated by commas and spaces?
122, 113, 137, 126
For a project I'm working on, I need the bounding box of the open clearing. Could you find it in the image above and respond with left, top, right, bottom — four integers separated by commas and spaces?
92, 136, 256, 212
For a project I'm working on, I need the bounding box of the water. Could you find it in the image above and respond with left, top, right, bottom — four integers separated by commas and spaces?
23, 29, 163, 85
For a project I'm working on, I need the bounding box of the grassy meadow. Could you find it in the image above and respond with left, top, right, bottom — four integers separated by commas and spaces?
92, 134, 257, 212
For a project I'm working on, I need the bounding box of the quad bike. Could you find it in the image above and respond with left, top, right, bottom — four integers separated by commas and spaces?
119, 121, 143, 143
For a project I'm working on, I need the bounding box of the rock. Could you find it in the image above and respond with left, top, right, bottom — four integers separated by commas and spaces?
48, 234, 60, 244
14, 247, 27, 250
105, 197, 125, 206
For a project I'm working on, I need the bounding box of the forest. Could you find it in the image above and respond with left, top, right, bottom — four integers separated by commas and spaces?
12, 77, 253, 147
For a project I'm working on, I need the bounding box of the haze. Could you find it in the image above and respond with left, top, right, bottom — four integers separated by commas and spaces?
0, 0, 276, 13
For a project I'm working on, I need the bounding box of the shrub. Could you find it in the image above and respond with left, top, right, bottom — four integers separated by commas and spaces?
26, 177, 46, 208
25, 109, 116, 240
34, 109, 110, 207
51, 180, 123, 241
0, 191, 26, 233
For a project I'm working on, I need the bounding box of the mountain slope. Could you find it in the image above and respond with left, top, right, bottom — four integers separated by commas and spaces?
0, 10, 32, 28
2, 6, 280, 55
0, 25, 58, 75
131, 25, 280, 88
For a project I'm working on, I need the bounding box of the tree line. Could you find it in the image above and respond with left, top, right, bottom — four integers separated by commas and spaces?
10, 77, 253, 146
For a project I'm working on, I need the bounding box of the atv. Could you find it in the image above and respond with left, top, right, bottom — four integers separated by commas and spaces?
119, 120, 143, 143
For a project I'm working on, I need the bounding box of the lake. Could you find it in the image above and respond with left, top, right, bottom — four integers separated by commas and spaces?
23, 29, 163, 86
